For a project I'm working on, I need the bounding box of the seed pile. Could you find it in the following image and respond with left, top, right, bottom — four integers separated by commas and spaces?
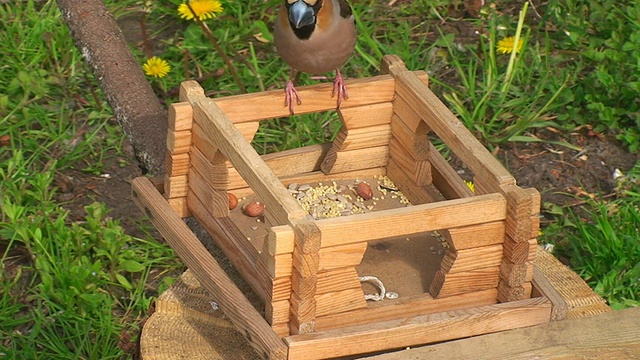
288, 176, 411, 220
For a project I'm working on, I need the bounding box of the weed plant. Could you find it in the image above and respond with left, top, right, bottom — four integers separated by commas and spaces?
1, 1, 179, 357
545, 163, 640, 309
545, 0, 640, 151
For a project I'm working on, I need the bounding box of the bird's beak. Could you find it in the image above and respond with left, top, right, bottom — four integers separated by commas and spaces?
288, 1, 316, 29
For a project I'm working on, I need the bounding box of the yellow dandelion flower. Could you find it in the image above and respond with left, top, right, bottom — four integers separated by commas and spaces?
465, 180, 476, 193
143, 57, 171, 78
497, 36, 524, 54
178, 0, 223, 21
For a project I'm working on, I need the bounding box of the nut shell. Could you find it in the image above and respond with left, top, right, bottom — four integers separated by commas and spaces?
243, 201, 265, 217
356, 182, 373, 200
228, 193, 238, 210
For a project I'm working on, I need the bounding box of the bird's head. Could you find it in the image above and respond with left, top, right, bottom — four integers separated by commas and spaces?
283, 0, 324, 40
285, 0, 321, 29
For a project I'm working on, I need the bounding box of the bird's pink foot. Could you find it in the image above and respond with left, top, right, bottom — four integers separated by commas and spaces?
284, 79, 302, 115
332, 69, 349, 108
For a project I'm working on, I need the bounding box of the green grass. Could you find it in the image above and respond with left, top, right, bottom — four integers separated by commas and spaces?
1, 0, 639, 357
545, 0, 640, 151
432, 4, 572, 147
1, 1, 180, 358
542, 163, 640, 309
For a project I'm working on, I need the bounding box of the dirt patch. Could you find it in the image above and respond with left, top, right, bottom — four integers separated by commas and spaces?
498, 129, 638, 210
55, 138, 157, 240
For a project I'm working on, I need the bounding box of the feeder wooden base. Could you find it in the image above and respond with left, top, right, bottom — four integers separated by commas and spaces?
138, 237, 612, 360
135, 55, 599, 359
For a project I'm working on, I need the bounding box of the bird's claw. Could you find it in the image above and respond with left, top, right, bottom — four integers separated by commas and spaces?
332, 70, 349, 109
284, 79, 302, 115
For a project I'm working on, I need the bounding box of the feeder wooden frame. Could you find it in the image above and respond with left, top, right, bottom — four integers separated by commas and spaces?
132, 55, 548, 360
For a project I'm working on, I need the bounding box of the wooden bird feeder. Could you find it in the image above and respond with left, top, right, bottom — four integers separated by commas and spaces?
132, 55, 552, 359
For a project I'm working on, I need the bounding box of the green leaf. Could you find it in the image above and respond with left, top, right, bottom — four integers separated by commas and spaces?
120, 259, 145, 273
79, 293, 107, 306
115, 273, 132, 290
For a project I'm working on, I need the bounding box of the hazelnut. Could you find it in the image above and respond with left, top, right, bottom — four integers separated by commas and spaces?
243, 201, 265, 217
356, 182, 373, 200
228, 193, 238, 210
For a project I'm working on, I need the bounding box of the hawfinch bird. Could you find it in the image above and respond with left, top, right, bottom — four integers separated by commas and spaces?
274, 0, 356, 114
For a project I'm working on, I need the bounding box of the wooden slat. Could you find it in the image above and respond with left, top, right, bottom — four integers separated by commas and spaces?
191, 122, 222, 160
332, 124, 392, 151
502, 235, 531, 265
167, 129, 191, 154
387, 61, 515, 193
130, 177, 287, 360
268, 242, 367, 278
276, 167, 386, 192
187, 191, 268, 301
315, 287, 367, 317
390, 114, 430, 160
430, 266, 501, 298
168, 101, 193, 131
261, 143, 331, 178
235, 121, 260, 143
527, 237, 538, 262
207, 74, 423, 123
428, 141, 474, 200
447, 221, 506, 250
315, 193, 507, 248
440, 244, 504, 274
315, 267, 362, 295
179, 80, 207, 103
531, 266, 568, 321
269, 267, 366, 327
497, 279, 533, 302
268, 225, 296, 256
166, 196, 190, 218
386, 159, 444, 205
393, 92, 431, 134
266, 298, 291, 328
189, 146, 228, 190
320, 145, 390, 174
192, 98, 307, 226
165, 150, 190, 176
268, 194, 505, 255
268, 274, 293, 303
285, 297, 551, 360
226, 166, 248, 190
289, 219, 322, 333
338, 102, 393, 129
317, 242, 367, 272
500, 261, 534, 287
163, 175, 188, 199
503, 185, 537, 243
533, 247, 610, 319
366, 307, 640, 360
217, 75, 397, 121
315, 288, 498, 331
270, 267, 364, 305
188, 166, 229, 218
388, 138, 432, 186
226, 143, 333, 191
